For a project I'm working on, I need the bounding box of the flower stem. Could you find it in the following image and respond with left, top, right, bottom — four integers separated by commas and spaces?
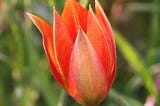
83, 104, 99, 106
57, 90, 66, 106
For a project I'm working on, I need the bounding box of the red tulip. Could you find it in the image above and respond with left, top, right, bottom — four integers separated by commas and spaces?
27, 0, 116, 105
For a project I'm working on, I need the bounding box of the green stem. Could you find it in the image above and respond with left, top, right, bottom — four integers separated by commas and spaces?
83, 103, 99, 106
57, 90, 66, 106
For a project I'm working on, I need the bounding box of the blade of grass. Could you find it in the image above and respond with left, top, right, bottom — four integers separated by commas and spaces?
80, 0, 89, 8
10, 22, 25, 73
0, 80, 6, 106
114, 30, 158, 99
48, 0, 65, 12
108, 89, 143, 106
126, 3, 160, 12
0, 52, 12, 66
147, 0, 160, 65
57, 90, 69, 106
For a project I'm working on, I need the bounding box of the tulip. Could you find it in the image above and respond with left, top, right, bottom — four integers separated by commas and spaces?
27, 0, 116, 105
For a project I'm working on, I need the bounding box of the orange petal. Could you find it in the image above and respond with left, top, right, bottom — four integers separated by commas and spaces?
61, 0, 88, 41
27, 13, 68, 90
95, 0, 116, 84
86, 7, 112, 78
69, 27, 109, 105
53, 8, 74, 90
95, 0, 116, 57
95, 0, 114, 39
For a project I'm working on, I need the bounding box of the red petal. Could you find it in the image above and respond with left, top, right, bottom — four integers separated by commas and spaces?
95, 0, 116, 83
86, 6, 116, 89
27, 13, 68, 90
69, 27, 109, 105
86, 7, 112, 78
95, 0, 114, 39
95, 0, 116, 58
53, 8, 74, 90
61, 0, 88, 41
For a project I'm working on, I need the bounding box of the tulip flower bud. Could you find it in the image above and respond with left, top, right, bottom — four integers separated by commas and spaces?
27, 0, 116, 105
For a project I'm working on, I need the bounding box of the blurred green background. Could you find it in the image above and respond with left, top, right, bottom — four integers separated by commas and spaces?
0, 0, 160, 106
